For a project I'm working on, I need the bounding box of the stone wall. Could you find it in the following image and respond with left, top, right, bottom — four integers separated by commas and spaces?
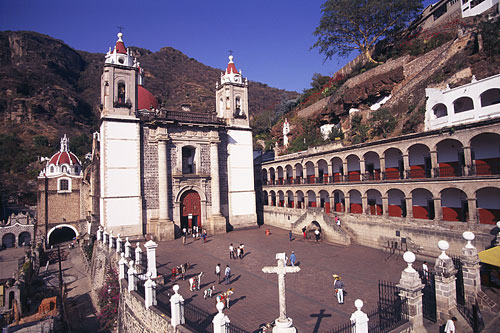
142, 127, 159, 211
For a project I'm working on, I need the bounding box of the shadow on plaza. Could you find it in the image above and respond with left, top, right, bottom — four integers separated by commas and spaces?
310, 309, 332, 333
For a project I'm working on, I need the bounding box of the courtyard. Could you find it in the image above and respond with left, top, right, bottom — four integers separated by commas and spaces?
154, 225, 410, 332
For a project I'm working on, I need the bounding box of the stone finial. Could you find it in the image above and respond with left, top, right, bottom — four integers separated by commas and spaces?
403, 251, 416, 273
350, 299, 369, 333
216, 300, 224, 313
438, 240, 450, 259
355, 299, 363, 311
463, 231, 475, 249
471, 75, 477, 83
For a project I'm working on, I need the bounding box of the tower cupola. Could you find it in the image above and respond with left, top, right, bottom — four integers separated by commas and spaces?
105, 32, 135, 67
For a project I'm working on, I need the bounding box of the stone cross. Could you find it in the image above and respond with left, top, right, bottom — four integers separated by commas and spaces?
103, 229, 108, 245
128, 260, 137, 292
170, 284, 185, 328
109, 230, 114, 250
97, 226, 103, 241
350, 299, 369, 333
213, 301, 230, 333
135, 242, 142, 264
118, 252, 127, 280
145, 272, 157, 309
262, 253, 300, 330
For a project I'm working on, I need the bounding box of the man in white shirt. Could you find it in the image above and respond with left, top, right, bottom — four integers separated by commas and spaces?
444, 317, 457, 333
225, 265, 231, 285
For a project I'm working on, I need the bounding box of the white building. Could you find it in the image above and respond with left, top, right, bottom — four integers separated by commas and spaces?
461, 0, 499, 17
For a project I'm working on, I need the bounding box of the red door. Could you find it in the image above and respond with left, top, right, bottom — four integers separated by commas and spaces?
181, 190, 201, 228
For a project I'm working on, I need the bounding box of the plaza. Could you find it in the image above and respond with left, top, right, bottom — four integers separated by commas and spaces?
153, 225, 409, 332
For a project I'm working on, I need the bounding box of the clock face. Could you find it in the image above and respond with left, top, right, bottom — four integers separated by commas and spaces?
118, 57, 124, 64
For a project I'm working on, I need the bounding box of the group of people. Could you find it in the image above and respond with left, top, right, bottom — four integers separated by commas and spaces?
229, 243, 245, 259
182, 226, 208, 244
215, 263, 232, 285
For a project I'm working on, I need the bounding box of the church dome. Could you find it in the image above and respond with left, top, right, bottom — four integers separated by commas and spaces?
48, 151, 79, 166
40, 135, 82, 177
137, 85, 158, 110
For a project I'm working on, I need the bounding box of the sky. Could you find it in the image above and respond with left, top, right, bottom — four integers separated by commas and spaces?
0, 0, 436, 93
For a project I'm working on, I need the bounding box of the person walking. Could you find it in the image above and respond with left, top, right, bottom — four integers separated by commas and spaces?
444, 316, 457, 333
239, 243, 244, 259
202, 229, 207, 243
215, 263, 221, 284
302, 226, 307, 240
229, 244, 234, 259
333, 275, 344, 304
290, 251, 296, 266
289, 230, 293, 242
315, 229, 320, 242
422, 261, 429, 281
225, 265, 231, 285
237, 246, 241, 259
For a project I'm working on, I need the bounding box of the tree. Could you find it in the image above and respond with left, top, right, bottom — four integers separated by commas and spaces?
313, 0, 423, 64
369, 109, 397, 138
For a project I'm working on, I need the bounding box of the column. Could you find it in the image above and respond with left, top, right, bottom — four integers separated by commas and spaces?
402, 154, 410, 179
210, 140, 221, 215
103, 229, 108, 246
433, 197, 442, 221
314, 165, 319, 183
97, 226, 102, 241
170, 284, 185, 328
461, 232, 481, 305
128, 260, 137, 292
293, 194, 298, 210
404, 197, 413, 219
350, 299, 369, 333
434, 240, 457, 322
145, 272, 157, 309
213, 302, 230, 333
380, 157, 386, 175
362, 196, 368, 215
292, 168, 297, 184
463, 146, 472, 176
328, 164, 333, 182
116, 234, 122, 254
382, 196, 388, 217
316, 195, 320, 208
135, 242, 142, 265
397, 252, 425, 331
343, 161, 348, 182
467, 198, 478, 225
430, 151, 438, 178
158, 140, 168, 220
118, 253, 127, 280
145, 240, 158, 278
125, 237, 131, 258
345, 196, 351, 214
359, 160, 366, 180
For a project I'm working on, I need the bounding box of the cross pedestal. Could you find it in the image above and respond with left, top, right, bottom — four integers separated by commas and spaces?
262, 253, 300, 333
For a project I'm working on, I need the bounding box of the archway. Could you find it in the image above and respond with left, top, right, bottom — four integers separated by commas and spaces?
470, 133, 500, 176
476, 187, 500, 225
48, 226, 77, 246
408, 144, 431, 179
384, 148, 403, 180
333, 190, 345, 212
412, 189, 434, 220
366, 189, 382, 215
440, 188, 467, 222
2, 233, 15, 248
319, 190, 330, 213
18, 232, 31, 247
349, 190, 362, 214
180, 190, 202, 230
436, 139, 464, 177
387, 189, 406, 217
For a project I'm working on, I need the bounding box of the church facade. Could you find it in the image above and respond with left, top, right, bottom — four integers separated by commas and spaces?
99, 33, 257, 240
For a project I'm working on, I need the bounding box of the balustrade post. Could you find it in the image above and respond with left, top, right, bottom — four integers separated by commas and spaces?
397, 252, 425, 331
128, 260, 137, 292
135, 242, 142, 265
116, 234, 122, 254
125, 237, 131, 258
170, 284, 185, 328
213, 301, 230, 333
118, 253, 127, 280
350, 299, 369, 333
97, 226, 103, 242
145, 239, 158, 278
109, 230, 114, 250
145, 272, 157, 309
103, 229, 108, 246
434, 240, 457, 322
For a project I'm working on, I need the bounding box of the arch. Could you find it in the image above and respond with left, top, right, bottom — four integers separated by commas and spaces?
269, 167, 276, 185
411, 188, 434, 220
286, 190, 294, 208
182, 145, 196, 174
387, 189, 406, 217
317, 159, 329, 183
470, 133, 500, 176
270, 191, 277, 206
48, 224, 78, 246
364, 151, 380, 180
480, 88, 500, 107
50, 166, 55, 173
366, 189, 382, 215
296, 190, 305, 209
436, 139, 464, 177
294, 163, 304, 183
18, 231, 31, 247
2, 233, 15, 248
349, 189, 362, 214
408, 144, 431, 179
277, 190, 285, 207
346, 154, 361, 182
432, 103, 448, 118
307, 190, 317, 207
331, 157, 344, 182
285, 165, 294, 184
276, 166, 284, 185
319, 190, 330, 213
305, 161, 315, 184
453, 96, 474, 113
384, 148, 403, 180
117, 81, 126, 103
476, 187, 500, 225
175, 185, 208, 203
262, 169, 268, 185
440, 188, 467, 222
263, 191, 269, 205
333, 190, 345, 212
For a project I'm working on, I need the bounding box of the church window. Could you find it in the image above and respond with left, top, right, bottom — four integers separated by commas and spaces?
62, 166, 68, 173
50, 166, 54, 173
118, 82, 126, 103
182, 146, 196, 174
235, 97, 242, 115
226, 97, 230, 110
58, 178, 70, 192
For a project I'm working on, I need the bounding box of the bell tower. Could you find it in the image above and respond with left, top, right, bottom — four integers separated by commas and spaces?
99, 32, 143, 237
216, 55, 257, 229
215, 55, 249, 128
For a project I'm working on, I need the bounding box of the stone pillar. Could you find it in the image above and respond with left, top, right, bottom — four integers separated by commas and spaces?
97, 226, 102, 242
125, 237, 131, 258
350, 299, 369, 333
158, 140, 168, 221
343, 161, 348, 181
116, 234, 122, 254
208, 138, 226, 235
461, 232, 481, 304
380, 157, 386, 175
293, 194, 298, 210
314, 165, 319, 181
212, 301, 230, 333
433, 197, 442, 221
170, 284, 185, 328
362, 196, 368, 215
145, 272, 157, 309
463, 146, 472, 176
315, 195, 320, 208
103, 229, 108, 246
118, 253, 127, 280
402, 154, 409, 179
397, 252, 425, 332
430, 151, 438, 177
405, 197, 413, 219
108, 230, 114, 250
359, 159, 365, 179
145, 240, 158, 278
467, 198, 478, 225
328, 163, 333, 180
496, 221, 500, 246
128, 260, 137, 292
434, 240, 457, 322
135, 242, 142, 265
345, 196, 351, 214
382, 196, 388, 217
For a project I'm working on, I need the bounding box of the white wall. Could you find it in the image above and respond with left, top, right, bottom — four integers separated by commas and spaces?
462, 0, 499, 17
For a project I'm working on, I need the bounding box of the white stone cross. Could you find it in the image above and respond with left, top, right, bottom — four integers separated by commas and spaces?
262, 253, 300, 326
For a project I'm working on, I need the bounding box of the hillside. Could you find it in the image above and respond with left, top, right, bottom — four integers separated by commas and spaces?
0, 30, 297, 208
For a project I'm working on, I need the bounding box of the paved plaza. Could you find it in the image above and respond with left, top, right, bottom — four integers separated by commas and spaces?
155, 225, 409, 332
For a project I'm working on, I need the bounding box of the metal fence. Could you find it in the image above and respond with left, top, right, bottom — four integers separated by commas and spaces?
183, 301, 215, 332
417, 268, 437, 322
328, 320, 355, 333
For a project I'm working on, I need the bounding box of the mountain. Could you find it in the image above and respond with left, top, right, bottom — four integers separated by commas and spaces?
0, 30, 297, 208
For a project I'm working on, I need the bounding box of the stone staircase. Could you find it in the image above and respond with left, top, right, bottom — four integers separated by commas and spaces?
291, 208, 351, 246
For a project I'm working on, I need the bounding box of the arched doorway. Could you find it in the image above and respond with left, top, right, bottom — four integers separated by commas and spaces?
180, 190, 202, 230
48, 226, 77, 246
2, 233, 15, 248
18, 232, 31, 247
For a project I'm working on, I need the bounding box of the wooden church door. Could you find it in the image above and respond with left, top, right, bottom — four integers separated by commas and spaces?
181, 190, 201, 228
